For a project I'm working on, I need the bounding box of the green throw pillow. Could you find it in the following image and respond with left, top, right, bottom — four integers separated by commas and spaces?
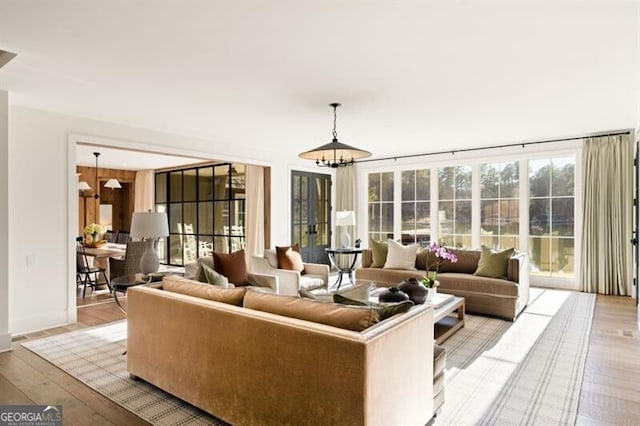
202, 263, 230, 287
333, 294, 414, 320
474, 246, 515, 279
194, 263, 208, 283
370, 238, 388, 268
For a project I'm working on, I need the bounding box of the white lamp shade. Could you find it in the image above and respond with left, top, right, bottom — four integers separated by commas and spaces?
130, 212, 169, 239
78, 181, 91, 191
104, 178, 122, 189
335, 210, 356, 226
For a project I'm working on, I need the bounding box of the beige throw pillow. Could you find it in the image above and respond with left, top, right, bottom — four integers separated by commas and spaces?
383, 239, 419, 270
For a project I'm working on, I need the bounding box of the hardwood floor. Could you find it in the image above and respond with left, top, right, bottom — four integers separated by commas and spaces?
0, 291, 638, 425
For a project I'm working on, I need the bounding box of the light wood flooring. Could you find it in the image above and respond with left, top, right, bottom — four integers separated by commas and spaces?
0, 290, 638, 425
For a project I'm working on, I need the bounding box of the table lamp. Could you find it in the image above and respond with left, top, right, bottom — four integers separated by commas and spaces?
130, 212, 169, 275
335, 210, 356, 248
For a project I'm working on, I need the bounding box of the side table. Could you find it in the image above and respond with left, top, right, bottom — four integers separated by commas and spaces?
325, 248, 362, 290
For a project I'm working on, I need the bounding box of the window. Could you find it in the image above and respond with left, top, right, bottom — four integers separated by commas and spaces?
438, 166, 472, 248
155, 163, 246, 266
368, 172, 394, 242
529, 157, 575, 277
480, 161, 520, 250
401, 169, 430, 245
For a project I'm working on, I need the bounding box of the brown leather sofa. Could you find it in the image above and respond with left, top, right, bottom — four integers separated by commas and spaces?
127, 276, 435, 426
355, 248, 529, 321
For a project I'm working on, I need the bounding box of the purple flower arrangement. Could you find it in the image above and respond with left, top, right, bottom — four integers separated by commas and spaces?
421, 242, 458, 288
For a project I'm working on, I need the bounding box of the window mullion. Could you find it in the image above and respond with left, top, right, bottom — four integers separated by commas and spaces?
472, 164, 481, 248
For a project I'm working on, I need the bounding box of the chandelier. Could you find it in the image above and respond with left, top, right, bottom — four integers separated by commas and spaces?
298, 103, 371, 168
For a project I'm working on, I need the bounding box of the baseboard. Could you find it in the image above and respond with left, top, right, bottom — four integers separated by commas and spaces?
0, 331, 12, 353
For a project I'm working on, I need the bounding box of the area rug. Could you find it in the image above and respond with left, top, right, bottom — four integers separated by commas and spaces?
434, 288, 596, 426
22, 321, 227, 425
23, 288, 594, 426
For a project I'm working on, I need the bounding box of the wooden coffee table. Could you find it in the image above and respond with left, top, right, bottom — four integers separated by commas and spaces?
430, 295, 465, 344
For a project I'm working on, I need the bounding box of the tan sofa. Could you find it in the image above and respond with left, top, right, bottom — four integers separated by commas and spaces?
127, 277, 435, 426
355, 248, 529, 320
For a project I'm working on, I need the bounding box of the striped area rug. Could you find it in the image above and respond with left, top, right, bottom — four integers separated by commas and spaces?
22, 321, 227, 425
22, 288, 594, 426
435, 289, 596, 426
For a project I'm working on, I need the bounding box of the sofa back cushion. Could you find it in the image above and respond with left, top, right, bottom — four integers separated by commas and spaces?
437, 248, 481, 274
162, 275, 247, 306
243, 291, 380, 332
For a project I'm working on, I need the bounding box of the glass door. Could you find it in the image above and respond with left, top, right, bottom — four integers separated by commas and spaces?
291, 171, 331, 265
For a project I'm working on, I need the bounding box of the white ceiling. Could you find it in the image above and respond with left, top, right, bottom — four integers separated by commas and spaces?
1, 1, 638, 162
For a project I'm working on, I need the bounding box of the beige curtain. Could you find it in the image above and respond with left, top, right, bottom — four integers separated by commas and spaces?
134, 170, 155, 212
336, 166, 356, 244
580, 134, 633, 295
245, 165, 265, 263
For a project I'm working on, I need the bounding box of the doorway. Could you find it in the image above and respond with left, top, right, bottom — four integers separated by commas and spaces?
291, 171, 331, 265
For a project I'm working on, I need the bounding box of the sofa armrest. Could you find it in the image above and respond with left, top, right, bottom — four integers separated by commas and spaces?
302, 262, 330, 283
248, 272, 279, 293
508, 252, 530, 315
250, 255, 301, 296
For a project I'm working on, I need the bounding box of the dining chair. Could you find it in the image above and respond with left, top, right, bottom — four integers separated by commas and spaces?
105, 230, 118, 243
115, 230, 130, 244
109, 240, 146, 280
76, 236, 111, 298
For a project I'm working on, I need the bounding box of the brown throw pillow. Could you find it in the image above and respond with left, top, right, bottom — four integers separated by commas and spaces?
474, 246, 515, 279
213, 250, 249, 286
276, 244, 305, 273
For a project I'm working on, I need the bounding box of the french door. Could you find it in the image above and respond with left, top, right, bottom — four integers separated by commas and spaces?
291, 171, 331, 265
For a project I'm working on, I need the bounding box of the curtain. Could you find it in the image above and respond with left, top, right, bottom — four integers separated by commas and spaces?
336, 166, 356, 245
245, 165, 265, 264
134, 170, 155, 212
580, 134, 633, 295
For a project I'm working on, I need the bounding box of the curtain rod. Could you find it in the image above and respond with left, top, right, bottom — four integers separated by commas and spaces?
355, 130, 632, 164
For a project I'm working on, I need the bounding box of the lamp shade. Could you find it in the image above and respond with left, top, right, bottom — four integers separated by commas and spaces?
78, 181, 91, 191
104, 178, 122, 189
335, 210, 356, 226
130, 212, 169, 239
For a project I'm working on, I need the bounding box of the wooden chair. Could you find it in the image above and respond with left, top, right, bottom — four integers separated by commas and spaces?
105, 230, 118, 243
76, 236, 111, 298
109, 240, 146, 280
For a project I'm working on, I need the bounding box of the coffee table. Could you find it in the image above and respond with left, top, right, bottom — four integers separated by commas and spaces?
368, 284, 465, 344
430, 295, 465, 344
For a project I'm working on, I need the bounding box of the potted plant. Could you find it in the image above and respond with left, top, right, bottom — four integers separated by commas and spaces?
421, 242, 458, 300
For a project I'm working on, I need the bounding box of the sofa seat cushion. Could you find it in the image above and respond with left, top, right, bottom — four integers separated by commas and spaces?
299, 275, 326, 291
243, 291, 380, 332
437, 273, 518, 297
162, 275, 247, 306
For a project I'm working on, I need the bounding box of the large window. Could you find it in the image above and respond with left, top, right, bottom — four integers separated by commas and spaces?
368, 172, 394, 243
401, 169, 430, 245
438, 166, 472, 248
529, 157, 575, 277
480, 161, 520, 249
155, 163, 246, 266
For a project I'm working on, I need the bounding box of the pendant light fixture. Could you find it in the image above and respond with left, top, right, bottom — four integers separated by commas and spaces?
93, 152, 122, 197
298, 103, 371, 168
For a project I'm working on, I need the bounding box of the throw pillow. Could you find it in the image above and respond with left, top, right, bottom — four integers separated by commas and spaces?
383, 239, 419, 270
201, 263, 231, 287
474, 246, 515, 279
333, 294, 415, 320
194, 263, 208, 283
213, 249, 249, 286
370, 238, 388, 268
276, 244, 305, 273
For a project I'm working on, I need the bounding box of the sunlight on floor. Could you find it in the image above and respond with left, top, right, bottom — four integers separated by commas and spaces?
437, 288, 571, 425
84, 321, 127, 343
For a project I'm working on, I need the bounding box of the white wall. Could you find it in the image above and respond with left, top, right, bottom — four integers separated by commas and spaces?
8, 105, 305, 334
0, 91, 10, 351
